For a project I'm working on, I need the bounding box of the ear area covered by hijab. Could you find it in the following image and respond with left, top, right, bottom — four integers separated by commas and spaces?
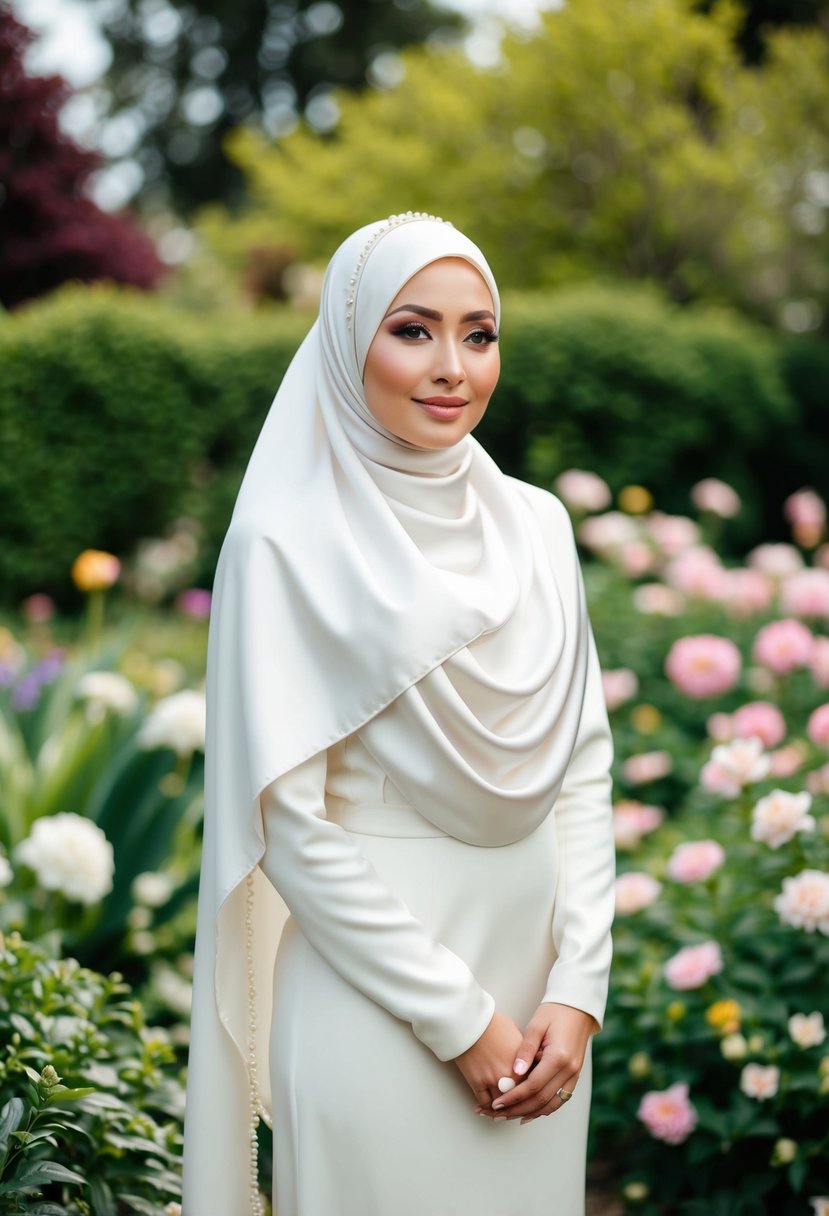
181, 214, 591, 1216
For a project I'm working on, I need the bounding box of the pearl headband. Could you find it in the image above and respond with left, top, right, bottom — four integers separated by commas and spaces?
345, 210, 451, 328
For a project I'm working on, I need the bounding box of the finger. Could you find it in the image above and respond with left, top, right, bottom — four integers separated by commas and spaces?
498, 1069, 581, 1121
512, 1021, 545, 1079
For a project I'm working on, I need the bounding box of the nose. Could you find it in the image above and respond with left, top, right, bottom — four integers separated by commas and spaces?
431, 339, 466, 386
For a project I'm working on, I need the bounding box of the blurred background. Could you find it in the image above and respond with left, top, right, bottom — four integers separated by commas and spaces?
1, 2, 828, 1213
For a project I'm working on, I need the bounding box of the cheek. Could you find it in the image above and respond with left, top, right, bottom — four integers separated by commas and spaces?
364, 340, 418, 397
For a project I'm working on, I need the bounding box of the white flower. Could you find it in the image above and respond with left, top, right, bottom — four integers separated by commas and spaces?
750, 790, 815, 849
138, 689, 206, 756
691, 479, 741, 519
132, 871, 175, 908
721, 1033, 748, 1061
705, 737, 771, 796
75, 671, 138, 725
789, 1012, 826, 1049
16, 814, 114, 904
774, 870, 829, 935
0, 852, 12, 888
740, 1063, 780, 1101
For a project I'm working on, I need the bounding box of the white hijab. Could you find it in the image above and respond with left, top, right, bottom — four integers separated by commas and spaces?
182, 213, 589, 1215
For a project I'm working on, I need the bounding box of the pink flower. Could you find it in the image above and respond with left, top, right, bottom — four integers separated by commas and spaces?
751, 790, 815, 849
707, 712, 734, 742
554, 470, 611, 513
633, 583, 684, 616
774, 869, 829, 935
175, 588, 212, 619
753, 619, 814, 675
615, 872, 662, 915
578, 512, 639, 556
730, 701, 786, 748
788, 1012, 826, 1048
623, 751, 673, 785
709, 738, 771, 788
637, 1082, 698, 1145
768, 744, 805, 778
613, 801, 665, 849
748, 544, 804, 579
780, 570, 829, 619
691, 478, 741, 518
21, 594, 55, 623
664, 547, 727, 599
665, 635, 741, 699
807, 762, 829, 796
645, 513, 699, 558
619, 541, 656, 577
740, 1063, 780, 1101
718, 569, 774, 618
784, 488, 826, 547
808, 704, 829, 747
664, 941, 724, 990
602, 668, 639, 711
811, 637, 829, 689
666, 840, 726, 883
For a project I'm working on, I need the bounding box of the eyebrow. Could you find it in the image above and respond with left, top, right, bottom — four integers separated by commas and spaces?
385, 305, 496, 323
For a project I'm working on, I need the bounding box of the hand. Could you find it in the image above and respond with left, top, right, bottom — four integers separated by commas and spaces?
452, 1011, 524, 1114
485, 1002, 596, 1125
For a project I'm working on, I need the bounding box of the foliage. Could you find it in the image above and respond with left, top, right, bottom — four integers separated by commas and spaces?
0, 7, 162, 310
205, 0, 829, 329
0, 933, 183, 1214
81, 0, 463, 215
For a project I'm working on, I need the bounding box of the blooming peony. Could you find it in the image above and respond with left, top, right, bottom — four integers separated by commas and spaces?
637, 1082, 698, 1144
751, 790, 815, 849
16, 814, 114, 904
613, 801, 665, 849
768, 744, 805, 778
701, 737, 771, 798
747, 543, 804, 579
664, 941, 723, 990
774, 870, 829, 935
707, 712, 734, 742
622, 751, 673, 785
578, 512, 639, 556
665, 635, 741, 699
632, 583, 684, 616
740, 1063, 780, 1101
664, 547, 728, 600
784, 488, 826, 547
731, 701, 786, 748
691, 478, 741, 518
753, 619, 814, 674
808, 704, 829, 748
781, 569, 829, 620
666, 840, 726, 884
76, 671, 139, 725
811, 637, 829, 689
615, 872, 662, 915
619, 541, 656, 577
718, 568, 775, 618
788, 1012, 826, 1049
138, 689, 206, 757
602, 667, 639, 711
644, 512, 699, 558
553, 469, 612, 513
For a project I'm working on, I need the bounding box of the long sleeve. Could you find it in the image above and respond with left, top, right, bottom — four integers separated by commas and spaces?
541, 625, 616, 1029
259, 751, 496, 1061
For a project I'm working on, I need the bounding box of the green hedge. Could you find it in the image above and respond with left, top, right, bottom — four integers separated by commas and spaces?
2, 282, 824, 607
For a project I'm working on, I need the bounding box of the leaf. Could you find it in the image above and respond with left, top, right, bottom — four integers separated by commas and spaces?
0, 1159, 88, 1195
89, 1174, 117, 1216
44, 1086, 96, 1104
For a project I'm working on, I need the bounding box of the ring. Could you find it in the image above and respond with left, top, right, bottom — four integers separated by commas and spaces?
556, 1087, 574, 1103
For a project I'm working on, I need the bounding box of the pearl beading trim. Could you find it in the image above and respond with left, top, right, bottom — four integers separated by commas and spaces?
345, 210, 451, 328
245, 871, 271, 1215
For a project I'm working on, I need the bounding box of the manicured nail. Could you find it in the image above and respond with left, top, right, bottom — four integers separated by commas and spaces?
492, 1101, 504, 1110
514, 1058, 528, 1075
494, 1116, 507, 1122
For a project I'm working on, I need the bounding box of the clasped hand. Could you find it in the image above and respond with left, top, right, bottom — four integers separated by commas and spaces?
453, 1003, 595, 1125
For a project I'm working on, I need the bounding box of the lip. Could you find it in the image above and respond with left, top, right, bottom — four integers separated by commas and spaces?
415, 397, 468, 406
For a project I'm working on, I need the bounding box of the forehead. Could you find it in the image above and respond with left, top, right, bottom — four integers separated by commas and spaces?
386, 257, 494, 311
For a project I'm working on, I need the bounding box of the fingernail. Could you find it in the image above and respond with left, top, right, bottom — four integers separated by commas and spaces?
494, 1116, 507, 1122
492, 1102, 504, 1111
477, 1111, 488, 1117
514, 1058, 528, 1076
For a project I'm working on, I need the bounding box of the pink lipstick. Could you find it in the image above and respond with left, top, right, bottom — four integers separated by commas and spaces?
413, 396, 468, 420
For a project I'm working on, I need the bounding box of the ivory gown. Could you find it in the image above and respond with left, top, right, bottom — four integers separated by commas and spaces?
259, 626, 614, 1216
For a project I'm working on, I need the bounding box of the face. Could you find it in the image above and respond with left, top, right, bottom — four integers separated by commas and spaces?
362, 257, 500, 449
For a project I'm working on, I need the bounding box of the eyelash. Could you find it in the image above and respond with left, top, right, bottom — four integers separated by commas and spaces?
389, 321, 499, 346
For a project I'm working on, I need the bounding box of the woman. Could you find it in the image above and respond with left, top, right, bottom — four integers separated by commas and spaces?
182, 212, 615, 1216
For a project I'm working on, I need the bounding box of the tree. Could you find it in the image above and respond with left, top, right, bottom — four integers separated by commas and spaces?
200, 0, 829, 330
81, 0, 464, 214
0, 5, 163, 310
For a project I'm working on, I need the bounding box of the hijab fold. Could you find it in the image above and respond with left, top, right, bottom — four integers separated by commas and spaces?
182, 215, 589, 1215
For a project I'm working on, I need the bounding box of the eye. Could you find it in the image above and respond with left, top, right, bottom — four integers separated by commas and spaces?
390, 321, 431, 340
465, 328, 499, 346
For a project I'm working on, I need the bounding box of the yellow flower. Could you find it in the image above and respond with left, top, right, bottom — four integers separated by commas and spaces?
628, 1052, 651, 1078
71, 549, 121, 591
666, 1001, 686, 1022
706, 999, 742, 1035
771, 1138, 797, 1167
630, 704, 662, 733
619, 485, 654, 514
623, 1182, 649, 1202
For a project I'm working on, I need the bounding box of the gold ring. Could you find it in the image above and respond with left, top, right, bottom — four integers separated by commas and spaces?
556, 1087, 574, 1103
